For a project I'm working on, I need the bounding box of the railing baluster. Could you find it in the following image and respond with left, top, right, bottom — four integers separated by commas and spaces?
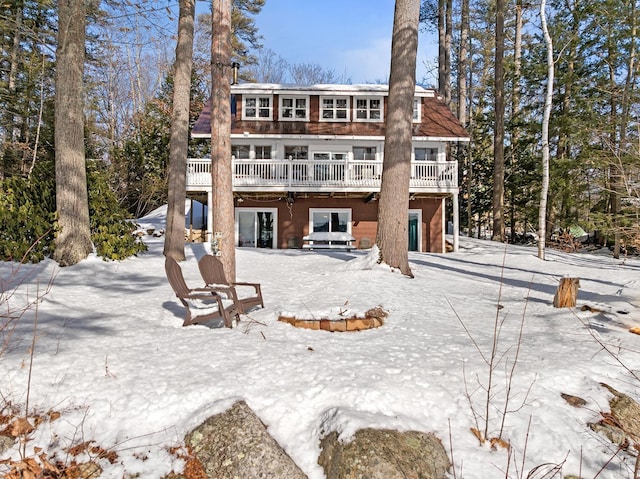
186, 158, 457, 191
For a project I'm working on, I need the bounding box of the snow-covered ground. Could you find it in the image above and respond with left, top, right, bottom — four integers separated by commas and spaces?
1, 205, 639, 478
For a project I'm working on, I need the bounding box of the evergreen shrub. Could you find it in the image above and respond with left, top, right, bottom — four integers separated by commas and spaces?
87, 161, 148, 260
0, 161, 147, 263
0, 162, 56, 262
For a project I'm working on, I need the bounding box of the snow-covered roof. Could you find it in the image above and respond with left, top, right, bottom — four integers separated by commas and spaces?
231, 82, 436, 97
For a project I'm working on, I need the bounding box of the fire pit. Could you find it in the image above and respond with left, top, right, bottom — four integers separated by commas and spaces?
278, 307, 387, 332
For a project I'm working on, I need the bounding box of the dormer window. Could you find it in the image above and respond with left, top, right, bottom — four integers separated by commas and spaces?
355, 98, 382, 121
243, 95, 272, 120
320, 97, 349, 121
279, 96, 309, 121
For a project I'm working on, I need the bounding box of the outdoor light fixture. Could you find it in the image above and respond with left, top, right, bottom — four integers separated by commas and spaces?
231, 62, 240, 85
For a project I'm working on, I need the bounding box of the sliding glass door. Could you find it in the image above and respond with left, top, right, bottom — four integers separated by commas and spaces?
236, 209, 277, 248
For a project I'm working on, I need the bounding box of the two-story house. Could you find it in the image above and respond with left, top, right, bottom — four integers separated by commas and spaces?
188, 83, 468, 253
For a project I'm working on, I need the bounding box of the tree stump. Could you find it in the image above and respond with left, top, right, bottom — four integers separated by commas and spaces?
553, 277, 579, 308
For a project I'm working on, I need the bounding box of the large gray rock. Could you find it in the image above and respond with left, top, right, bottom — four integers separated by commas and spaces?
589, 383, 640, 447
318, 428, 450, 479
184, 400, 307, 479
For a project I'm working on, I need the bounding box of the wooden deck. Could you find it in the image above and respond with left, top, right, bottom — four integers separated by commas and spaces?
186, 158, 458, 194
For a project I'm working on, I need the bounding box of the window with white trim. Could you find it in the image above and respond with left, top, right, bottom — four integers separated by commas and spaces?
312, 152, 347, 161
279, 96, 309, 121
242, 95, 272, 120
236, 208, 277, 249
284, 145, 308, 160
312, 152, 347, 181
231, 144, 250, 159
413, 98, 422, 122
414, 147, 438, 161
320, 97, 349, 121
355, 97, 382, 121
352, 147, 377, 180
254, 145, 272, 159
310, 209, 351, 234
353, 146, 376, 161
308, 208, 352, 246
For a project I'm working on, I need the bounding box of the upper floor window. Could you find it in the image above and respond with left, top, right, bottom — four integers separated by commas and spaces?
353, 146, 376, 161
413, 98, 422, 122
284, 145, 308, 160
243, 95, 272, 120
321, 97, 349, 121
255, 145, 272, 159
414, 147, 439, 161
232, 144, 250, 159
280, 96, 309, 121
231, 144, 272, 159
355, 98, 383, 121
312, 152, 348, 161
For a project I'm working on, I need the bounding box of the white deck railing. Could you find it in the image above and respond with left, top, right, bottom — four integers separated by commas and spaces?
186, 158, 458, 192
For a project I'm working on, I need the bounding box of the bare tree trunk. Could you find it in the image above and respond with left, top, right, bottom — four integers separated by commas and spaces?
437, 0, 446, 98
444, 0, 452, 106
458, 0, 470, 235
458, 0, 468, 127
538, 0, 554, 260
436, 0, 452, 105
606, 31, 621, 259
164, 0, 195, 261
376, 0, 420, 278
513, 0, 523, 135
54, 0, 92, 266
211, 0, 236, 282
492, 0, 506, 242
509, 0, 523, 243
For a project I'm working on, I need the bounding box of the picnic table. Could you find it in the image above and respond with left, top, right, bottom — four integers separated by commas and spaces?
302, 232, 355, 251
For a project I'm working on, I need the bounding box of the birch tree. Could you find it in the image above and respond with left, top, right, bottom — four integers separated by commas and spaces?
376, 0, 421, 277
538, 0, 554, 260
53, 0, 92, 266
164, 0, 195, 261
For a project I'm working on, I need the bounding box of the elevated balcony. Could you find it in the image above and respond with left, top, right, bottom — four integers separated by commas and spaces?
186, 158, 458, 194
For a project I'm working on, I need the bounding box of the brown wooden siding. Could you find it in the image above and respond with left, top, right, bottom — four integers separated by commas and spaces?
236, 195, 444, 253
202, 93, 467, 139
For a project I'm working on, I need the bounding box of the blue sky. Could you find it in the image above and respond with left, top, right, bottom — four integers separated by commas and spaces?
232, 0, 438, 85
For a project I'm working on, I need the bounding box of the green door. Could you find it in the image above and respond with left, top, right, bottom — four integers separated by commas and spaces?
408, 213, 419, 251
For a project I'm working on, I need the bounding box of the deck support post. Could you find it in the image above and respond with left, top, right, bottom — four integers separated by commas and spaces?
453, 192, 459, 252
206, 189, 213, 243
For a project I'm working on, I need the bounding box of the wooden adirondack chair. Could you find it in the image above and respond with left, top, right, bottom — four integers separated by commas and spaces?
165, 256, 240, 327
198, 254, 264, 313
